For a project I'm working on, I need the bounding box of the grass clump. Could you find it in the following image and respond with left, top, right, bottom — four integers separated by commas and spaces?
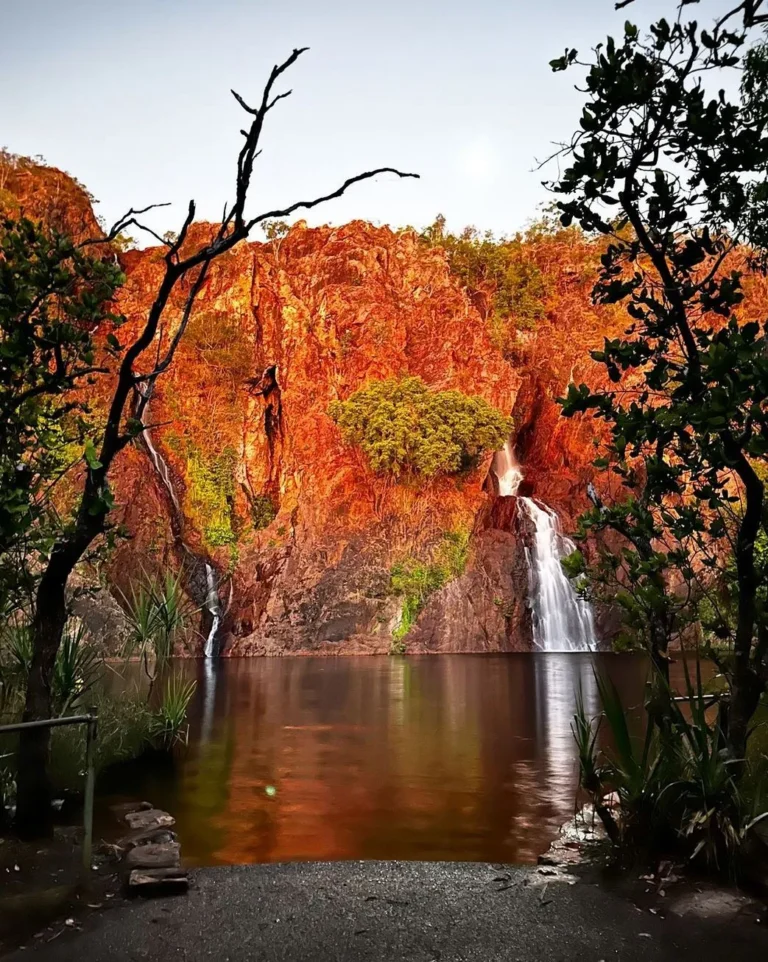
1, 616, 99, 717
390, 530, 470, 646
328, 377, 511, 479
149, 672, 197, 750
122, 570, 192, 690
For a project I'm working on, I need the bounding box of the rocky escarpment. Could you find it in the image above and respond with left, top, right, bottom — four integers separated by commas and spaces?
3, 156, 636, 654
109, 216, 632, 655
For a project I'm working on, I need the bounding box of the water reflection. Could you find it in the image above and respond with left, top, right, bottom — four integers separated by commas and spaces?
199, 658, 218, 745
97, 654, 652, 866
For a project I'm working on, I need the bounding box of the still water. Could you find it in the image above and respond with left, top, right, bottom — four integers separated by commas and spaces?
97, 654, 662, 866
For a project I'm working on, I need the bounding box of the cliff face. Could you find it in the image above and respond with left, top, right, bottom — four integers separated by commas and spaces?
3, 158, 629, 654
110, 219, 629, 655
0, 151, 102, 243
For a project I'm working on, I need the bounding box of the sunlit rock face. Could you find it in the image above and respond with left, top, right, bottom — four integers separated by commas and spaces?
115, 221, 523, 654
0, 152, 103, 243
4, 159, 640, 654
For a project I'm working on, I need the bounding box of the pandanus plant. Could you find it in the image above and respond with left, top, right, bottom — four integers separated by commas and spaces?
122, 570, 192, 694
572, 661, 768, 872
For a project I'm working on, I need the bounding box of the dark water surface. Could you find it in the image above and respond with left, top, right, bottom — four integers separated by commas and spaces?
97, 653, 678, 866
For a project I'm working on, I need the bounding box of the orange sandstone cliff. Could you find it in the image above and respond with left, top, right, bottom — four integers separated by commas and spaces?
109, 218, 628, 655
2, 156, 629, 654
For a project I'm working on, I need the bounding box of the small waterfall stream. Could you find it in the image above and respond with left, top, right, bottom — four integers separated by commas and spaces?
203, 563, 222, 659
493, 444, 597, 653
139, 398, 222, 659
140, 402, 180, 514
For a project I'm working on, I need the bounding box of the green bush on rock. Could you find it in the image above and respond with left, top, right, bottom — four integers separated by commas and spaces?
250, 494, 277, 531
390, 530, 471, 645
328, 377, 511, 479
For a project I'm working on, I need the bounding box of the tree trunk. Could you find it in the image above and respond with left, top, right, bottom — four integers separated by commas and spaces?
729, 667, 761, 761
728, 452, 764, 761
15, 550, 74, 838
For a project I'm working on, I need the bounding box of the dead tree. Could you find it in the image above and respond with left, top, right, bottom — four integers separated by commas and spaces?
16, 47, 417, 837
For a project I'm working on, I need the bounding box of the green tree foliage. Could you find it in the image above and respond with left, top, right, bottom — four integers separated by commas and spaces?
420, 214, 549, 345
328, 376, 512, 479
186, 445, 238, 547
261, 219, 290, 241
0, 216, 124, 614
552, 1, 768, 757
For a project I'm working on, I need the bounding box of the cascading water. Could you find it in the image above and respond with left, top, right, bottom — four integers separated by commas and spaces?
140, 395, 222, 659
493, 441, 524, 497
493, 443, 597, 653
517, 498, 596, 652
203, 563, 221, 659
140, 401, 180, 513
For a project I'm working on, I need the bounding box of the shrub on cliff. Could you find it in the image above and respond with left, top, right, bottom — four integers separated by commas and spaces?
186, 445, 238, 547
421, 215, 549, 333
328, 376, 511, 478
390, 529, 471, 645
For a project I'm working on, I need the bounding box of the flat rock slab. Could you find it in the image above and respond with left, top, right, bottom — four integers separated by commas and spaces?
124, 842, 180, 870
116, 827, 177, 852
122, 809, 175, 832
109, 801, 153, 819
669, 889, 756, 921
128, 868, 188, 896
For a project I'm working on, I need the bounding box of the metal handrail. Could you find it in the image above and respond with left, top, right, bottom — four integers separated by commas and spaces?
0, 713, 98, 878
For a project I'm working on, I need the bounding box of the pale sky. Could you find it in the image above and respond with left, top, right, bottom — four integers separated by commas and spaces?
1, 0, 726, 242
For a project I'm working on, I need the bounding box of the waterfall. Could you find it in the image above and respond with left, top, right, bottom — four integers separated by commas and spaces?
492, 443, 597, 653
140, 393, 222, 659
517, 498, 596, 652
139, 402, 180, 513
493, 440, 524, 497
203, 562, 221, 659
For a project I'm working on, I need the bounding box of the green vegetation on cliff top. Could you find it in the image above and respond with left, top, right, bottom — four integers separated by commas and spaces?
329, 376, 511, 479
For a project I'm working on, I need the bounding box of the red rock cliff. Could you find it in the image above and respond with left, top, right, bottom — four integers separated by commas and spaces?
3, 157, 633, 654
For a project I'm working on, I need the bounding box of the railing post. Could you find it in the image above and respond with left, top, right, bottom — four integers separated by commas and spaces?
81, 712, 97, 881
0, 713, 100, 884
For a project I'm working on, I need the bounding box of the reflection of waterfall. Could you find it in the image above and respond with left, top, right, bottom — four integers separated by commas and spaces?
203, 563, 221, 659
200, 658, 217, 743
492, 442, 597, 653
534, 654, 598, 812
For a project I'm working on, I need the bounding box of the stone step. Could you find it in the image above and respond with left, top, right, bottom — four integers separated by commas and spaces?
125, 841, 181, 870
123, 808, 176, 832
127, 867, 189, 896
117, 826, 178, 851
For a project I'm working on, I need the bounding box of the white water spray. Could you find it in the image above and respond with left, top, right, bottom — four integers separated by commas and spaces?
493, 444, 597, 652
203, 562, 221, 659
518, 498, 596, 652
493, 441, 524, 497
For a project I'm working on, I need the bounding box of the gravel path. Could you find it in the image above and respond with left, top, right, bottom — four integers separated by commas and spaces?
5, 861, 768, 961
